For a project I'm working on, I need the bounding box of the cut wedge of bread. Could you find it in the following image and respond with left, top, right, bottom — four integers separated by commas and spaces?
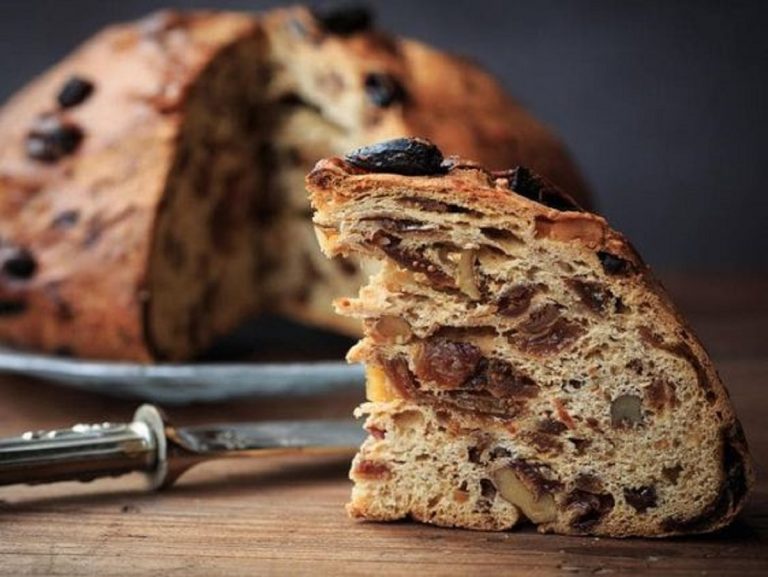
307, 137, 754, 537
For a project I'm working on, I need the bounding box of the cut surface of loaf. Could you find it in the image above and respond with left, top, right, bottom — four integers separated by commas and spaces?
0, 5, 589, 361
307, 137, 754, 537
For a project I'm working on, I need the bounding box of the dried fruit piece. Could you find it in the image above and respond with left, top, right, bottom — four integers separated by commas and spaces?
505, 166, 582, 212
26, 115, 83, 162
57, 76, 95, 108
413, 339, 481, 389
610, 394, 643, 428
314, 5, 373, 35
0, 246, 37, 280
466, 357, 539, 399
497, 285, 535, 317
567, 279, 613, 314
353, 459, 392, 480
597, 251, 634, 276
345, 138, 444, 176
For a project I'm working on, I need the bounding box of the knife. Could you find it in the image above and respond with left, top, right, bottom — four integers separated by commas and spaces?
0, 405, 365, 490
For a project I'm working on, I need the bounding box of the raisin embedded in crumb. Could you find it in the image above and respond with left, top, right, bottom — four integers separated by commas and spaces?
345, 137, 444, 176
597, 251, 634, 275
567, 279, 613, 314
413, 339, 481, 389
497, 285, 535, 317
0, 300, 26, 316
466, 357, 540, 399
623, 485, 658, 513
57, 76, 94, 108
0, 246, 37, 280
26, 116, 84, 162
364, 73, 407, 108
538, 418, 568, 435
353, 460, 391, 480
314, 5, 373, 35
467, 446, 483, 463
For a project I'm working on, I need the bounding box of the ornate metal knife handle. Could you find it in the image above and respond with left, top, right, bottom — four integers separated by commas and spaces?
0, 405, 364, 491
0, 405, 169, 489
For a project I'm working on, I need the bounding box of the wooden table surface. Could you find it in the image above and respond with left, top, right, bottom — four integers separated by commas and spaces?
0, 274, 766, 576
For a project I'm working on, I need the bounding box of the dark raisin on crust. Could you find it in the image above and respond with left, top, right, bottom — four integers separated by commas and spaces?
26, 115, 84, 163
57, 76, 94, 108
364, 73, 407, 108
0, 246, 37, 280
314, 4, 373, 35
346, 137, 445, 176
623, 485, 658, 513
504, 166, 583, 212
597, 251, 635, 276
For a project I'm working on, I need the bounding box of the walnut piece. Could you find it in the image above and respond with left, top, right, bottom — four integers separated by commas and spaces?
493, 467, 557, 523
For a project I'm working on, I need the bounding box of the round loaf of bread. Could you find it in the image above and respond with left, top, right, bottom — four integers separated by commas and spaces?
0, 6, 589, 361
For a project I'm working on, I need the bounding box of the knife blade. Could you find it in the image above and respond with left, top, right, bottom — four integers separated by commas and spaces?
0, 405, 365, 490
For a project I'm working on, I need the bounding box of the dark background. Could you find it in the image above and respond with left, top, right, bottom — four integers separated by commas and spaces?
1, 0, 766, 271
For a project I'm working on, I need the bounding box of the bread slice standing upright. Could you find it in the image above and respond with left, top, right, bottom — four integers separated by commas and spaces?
308, 137, 754, 537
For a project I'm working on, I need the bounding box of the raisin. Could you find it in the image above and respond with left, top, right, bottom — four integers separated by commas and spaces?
0, 300, 26, 316
380, 356, 418, 398
467, 357, 539, 399
371, 231, 454, 286
505, 166, 582, 211
645, 379, 678, 413
519, 304, 561, 334
346, 137, 444, 176
623, 486, 658, 513
364, 73, 407, 108
413, 339, 481, 389
0, 246, 37, 280
597, 251, 634, 276
515, 317, 583, 355
497, 285, 535, 317
567, 279, 613, 314
538, 418, 568, 435
353, 460, 391, 480
26, 116, 83, 163
468, 446, 483, 463
57, 76, 94, 108
314, 5, 373, 35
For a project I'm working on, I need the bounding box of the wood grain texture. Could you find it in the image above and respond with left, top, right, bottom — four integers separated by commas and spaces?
0, 273, 766, 576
